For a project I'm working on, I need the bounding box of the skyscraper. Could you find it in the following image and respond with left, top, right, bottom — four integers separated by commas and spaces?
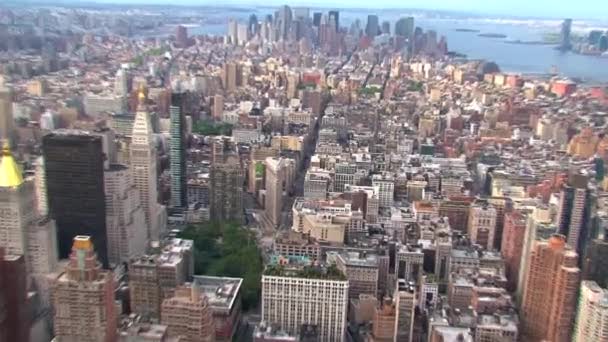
0, 87, 13, 144
328, 10, 339, 31
557, 173, 590, 254
104, 164, 147, 264
394, 279, 416, 342
582, 233, 608, 288
395, 17, 415, 38
176, 25, 188, 48
277, 5, 293, 40
560, 18, 573, 50
573, 280, 608, 342
131, 87, 163, 241
501, 210, 527, 291
43, 130, 108, 266
365, 15, 379, 37
264, 157, 295, 228
51, 236, 117, 342
170, 93, 187, 209
209, 156, 244, 222
161, 283, 216, 342
0, 251, 29, 342
521, 235, 580, 342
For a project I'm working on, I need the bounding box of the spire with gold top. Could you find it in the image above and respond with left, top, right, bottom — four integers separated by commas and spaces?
0, 140, 23, 188
137, 83, 147, 111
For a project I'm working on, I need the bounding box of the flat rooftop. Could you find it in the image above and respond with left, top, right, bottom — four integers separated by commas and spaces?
192, 275, 243, 312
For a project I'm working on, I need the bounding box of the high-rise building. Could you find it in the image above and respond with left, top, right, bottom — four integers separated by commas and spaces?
372, 173, 394, 208
395, 17, 415, 38
228, 19, 238, 45
277, 5, 293, 40
365, 15, 379, 37
467, 202, 497, 250
209, 156, 244, 222
573, 280, 608, 342
582, 233, 608, 288
130, 238, 193, 319
51, 236, 117, 342
43, 130, 108, 266
520, 235, 580, 342
501, 210, 527, 291
328, 10, 339, 31
161, 283, 215, 342
222, 62, 241, 93
557, 173, 590, 255
131, 88, 164, 241
0, 251, 29, 342
394, 279, 415, 342
104, 164, 147, 265
332, 251, 379, 300
560, 18, 573, 50
0, 143, 32, 257
372, 297, 396, 341
34, 156, 48, 216
170, 93, 187, 209
114, 68, 129, 98
262, 269, 349, 342
176, 25, 188, 48
0, 87, 13, 144
264, 157, 295, 228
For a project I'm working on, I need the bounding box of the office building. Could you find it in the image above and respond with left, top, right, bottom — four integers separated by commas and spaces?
262, 267, 349, 342
0, 87, 13, 143
43, 130, 108, 266
365, 15, 379, 37
130, 239, 194, 319
372, 173, 394, 208
0, 251, 29, 342
170, 94, 187, 209
582, 234, 608, 288
161, 283, 216, 342
332, 251, 379, 300
467, 202, 497, 250
277, 5, 293, 40
51, 236, 117, 342
328, 10, 339, 30
395, 17, 415, 38
209, 156, 244, 222
394, 280, 415, 342
114, 68, 129, 98
222, 62, 241, 93
573, 280, 608, 342
131, 88, 164, 241
501, 210, 527, 291
176, 25, 188, 48
557, 173, 590, 254
560, 18, 573, 50
192, 275, 243, 341
104, 164, 147, 265
372, 297, 396, 341
520, 235, 580, 342
264, 157, 295, 228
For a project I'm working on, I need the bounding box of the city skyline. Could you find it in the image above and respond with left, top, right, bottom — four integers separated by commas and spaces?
15, 0, 608, 20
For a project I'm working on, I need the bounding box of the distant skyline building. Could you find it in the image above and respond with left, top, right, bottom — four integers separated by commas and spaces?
170, 93, 187, 209
365, 14, 379, 37
51, 236, 117, 342
42, 130, 109, 267
560, 18, 573, 50
328, 10, 339, 31
277, 5, 293, 40
176, 25, 188, 48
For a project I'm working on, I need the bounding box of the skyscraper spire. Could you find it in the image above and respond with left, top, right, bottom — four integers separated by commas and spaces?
0, 140, 23, 188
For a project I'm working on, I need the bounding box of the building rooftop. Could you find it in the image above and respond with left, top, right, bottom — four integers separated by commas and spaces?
192, 275, 243, 312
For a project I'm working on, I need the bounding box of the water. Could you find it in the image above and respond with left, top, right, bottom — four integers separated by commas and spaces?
185, 8, 608, 82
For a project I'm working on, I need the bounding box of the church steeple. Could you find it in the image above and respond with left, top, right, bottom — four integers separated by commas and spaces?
0, 141, 23, 188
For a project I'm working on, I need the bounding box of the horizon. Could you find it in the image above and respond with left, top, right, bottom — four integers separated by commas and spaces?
9, 0, 608, 21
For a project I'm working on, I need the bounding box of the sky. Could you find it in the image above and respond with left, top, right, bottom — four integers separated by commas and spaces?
31, 0, 608, 20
